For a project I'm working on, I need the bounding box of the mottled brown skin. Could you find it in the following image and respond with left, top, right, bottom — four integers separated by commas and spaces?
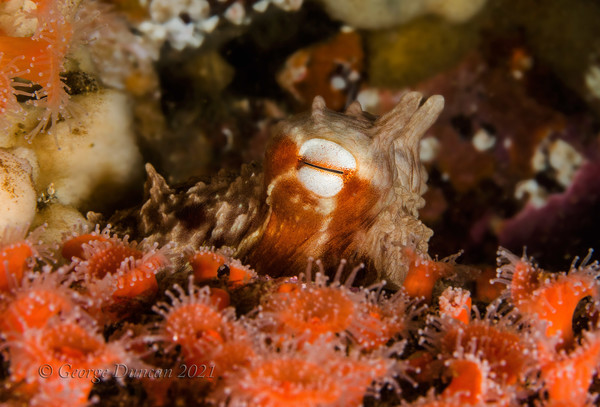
109, 92, 444, 288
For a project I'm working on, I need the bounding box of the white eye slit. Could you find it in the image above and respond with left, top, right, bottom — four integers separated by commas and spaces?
296, 138, 356, 198
297, 167, 343, 198
298, 138, 357, 173
300, 160, 345, 175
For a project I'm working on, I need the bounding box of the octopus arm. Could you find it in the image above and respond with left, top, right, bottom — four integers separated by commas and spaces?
366, 93, 444, 287
130, 163, 267, 250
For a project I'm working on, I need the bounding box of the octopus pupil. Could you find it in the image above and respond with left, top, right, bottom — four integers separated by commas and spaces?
301, 160, 344, 175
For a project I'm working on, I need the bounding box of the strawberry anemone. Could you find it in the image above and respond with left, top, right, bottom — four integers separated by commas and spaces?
217, 339, 391, 407
188, 246, 256, 287
257, 260, 418, 350
0, 53, 24, 130
401, 248, 459, 303
0, 0, 76, 140
5, 314, 137, 405
351, 284, 421, 351
0, 267, 82, 340
407, 355, 503, 407
0, 227, 49, 292
256, 260, 367, 344
496, 249, 599, 348
438, 287, 471, 325
421, 304, 539, 389
63, 225, 170, 322
153, 276, 253, 378
538, 329, 600, 406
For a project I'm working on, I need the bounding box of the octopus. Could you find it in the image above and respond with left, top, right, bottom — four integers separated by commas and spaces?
108, 92, 444, 288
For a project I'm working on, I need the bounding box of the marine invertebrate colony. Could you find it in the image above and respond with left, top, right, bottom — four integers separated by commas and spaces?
3, 224, 599, 406
0, 0, 76, 139
1, 0, 600, 404
116, 92, 444, 287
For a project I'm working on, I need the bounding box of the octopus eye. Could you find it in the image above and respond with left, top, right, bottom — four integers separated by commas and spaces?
297, 138, 356, 198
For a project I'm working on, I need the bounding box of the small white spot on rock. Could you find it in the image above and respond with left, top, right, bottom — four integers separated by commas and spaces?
253, 0, 270, 12
515, 179, 547, 208
198, 15, 219, 33
548, 139, 583, 188
224, 2, 245, 25
472, 128, 495, 152
585, 65, 600, 100
330, 75, 346, 91
420, 137, 440, 163
356, 89, 380, 113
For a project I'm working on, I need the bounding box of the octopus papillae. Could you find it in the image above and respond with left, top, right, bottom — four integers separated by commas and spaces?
109, 92, 444, 288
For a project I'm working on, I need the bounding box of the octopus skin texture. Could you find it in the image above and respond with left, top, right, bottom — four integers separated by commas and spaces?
109, 92, 444, 288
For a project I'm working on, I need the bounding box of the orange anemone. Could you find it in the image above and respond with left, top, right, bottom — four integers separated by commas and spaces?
0, 241, 35, 291
402, 247, 455, 302
497, 250, 598, 347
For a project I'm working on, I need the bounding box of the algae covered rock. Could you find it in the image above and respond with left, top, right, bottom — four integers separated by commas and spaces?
317, 0, 486, 29
367, 16, 479, 88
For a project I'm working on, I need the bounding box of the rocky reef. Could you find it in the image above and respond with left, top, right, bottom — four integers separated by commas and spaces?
1, 0, 600, 406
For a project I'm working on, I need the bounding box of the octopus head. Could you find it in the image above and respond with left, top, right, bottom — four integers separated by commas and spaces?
254, 92, 444, 285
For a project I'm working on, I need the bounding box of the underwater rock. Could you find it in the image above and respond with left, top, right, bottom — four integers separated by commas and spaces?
499, 162, 600, 268
277, 30, 363, 111
181, 51, 235, 96
366, 16, 478, 89
20, 90, 143, 212
32, 203, 90, 246
392, 48, 599, 264
0, 149, 37, 231
489, 0, 600, 115
138, 0, 304, 51
316, 0, 487, 29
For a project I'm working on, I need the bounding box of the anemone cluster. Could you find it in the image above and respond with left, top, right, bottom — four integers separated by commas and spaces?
1, 0, 599, 406
0, 226, 599, 406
